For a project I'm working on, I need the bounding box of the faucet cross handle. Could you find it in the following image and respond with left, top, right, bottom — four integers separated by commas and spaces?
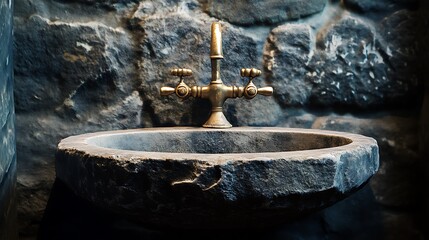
240, 68, 261, 79
240, 68, 273, 99
170, 68, 193, 78
160, 68, 193, 99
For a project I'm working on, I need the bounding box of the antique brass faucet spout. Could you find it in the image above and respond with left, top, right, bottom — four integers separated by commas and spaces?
210, 23, 223, 60
160, 22, 273, 128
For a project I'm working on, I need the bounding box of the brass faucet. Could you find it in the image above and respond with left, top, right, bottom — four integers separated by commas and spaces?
160, 22, 273, 128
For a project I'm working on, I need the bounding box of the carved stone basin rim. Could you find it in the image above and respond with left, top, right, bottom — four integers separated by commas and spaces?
55, 127, 379, 229
58, 127, 373, 161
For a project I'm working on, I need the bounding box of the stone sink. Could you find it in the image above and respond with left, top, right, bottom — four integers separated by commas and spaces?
55, 127, 379, 229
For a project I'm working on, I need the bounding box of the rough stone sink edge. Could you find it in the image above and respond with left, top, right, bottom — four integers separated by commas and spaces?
55, 127, 379, 228
58, 127, 376, 159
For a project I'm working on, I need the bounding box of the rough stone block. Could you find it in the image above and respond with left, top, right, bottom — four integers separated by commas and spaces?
263, 24, 313, 106
203, 0, 327, 25
0, 0, 17, 238
344, 0, 418, 12
14, 15, 137, 115
264, 12, 421, 108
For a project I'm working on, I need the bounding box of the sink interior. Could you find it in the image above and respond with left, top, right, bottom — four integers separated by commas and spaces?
87, 131, 353, 154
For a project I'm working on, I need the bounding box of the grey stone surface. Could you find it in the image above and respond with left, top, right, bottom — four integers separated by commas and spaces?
310, 17, 383, 107
263, 24, 312, 106
15, 92, 142, 169
0, 161, 17, 240
13, 12, 143, 177
376, 10, 420, 99
14, 15, 137, 115
312, 115, 420, 207
49, 0, 139, 11
55, 0, 137, 5
0, 0, 15, 185
344, 0, 418, 12
56, 127, 378, 228
224, 97, 282, 126
14, 0, 128, 24
130, 0, 200, 22
264, 13, 421, 108
0, 0, 17, 238
85, 128, 354, 153
202, 0, 327, 25
13, 13, 143, 236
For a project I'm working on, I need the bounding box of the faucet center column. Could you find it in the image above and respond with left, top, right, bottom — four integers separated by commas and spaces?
210, 22, 223, 83
202, 22, 232, 128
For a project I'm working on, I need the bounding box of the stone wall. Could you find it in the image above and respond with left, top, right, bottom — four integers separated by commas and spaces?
13, 0, 424, 239
0, 0, 17, 239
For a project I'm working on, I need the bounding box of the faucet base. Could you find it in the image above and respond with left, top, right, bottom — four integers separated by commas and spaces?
203, 111, 232, 128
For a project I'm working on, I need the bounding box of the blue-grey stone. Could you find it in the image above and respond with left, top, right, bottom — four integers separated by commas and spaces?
13, 15, 136, 115
204, 0, 327, 25
344, 0, 418, 12
263, 24, 312, 107
0, 0, 17, 238
264, 14, 421, 108
0, 0, 15, 195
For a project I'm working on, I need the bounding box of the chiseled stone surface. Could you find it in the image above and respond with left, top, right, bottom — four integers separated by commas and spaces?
264, 13, 421, 108
14, 15, 137, 114
0, 0, 15, 189
263, 24, 312, 106
343, 0, 418, 12
203, 0, 327, 25
13, 14, 143, 236
56, 127, 378, 228
0, 161, 17, 240
377, 10, 420, 98
0, 0, 17, 238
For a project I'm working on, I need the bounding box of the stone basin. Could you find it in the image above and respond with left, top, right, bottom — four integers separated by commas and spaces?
55, 127, 379, 229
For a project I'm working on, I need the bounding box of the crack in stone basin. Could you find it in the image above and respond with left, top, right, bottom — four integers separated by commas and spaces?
55, 127, 379, 229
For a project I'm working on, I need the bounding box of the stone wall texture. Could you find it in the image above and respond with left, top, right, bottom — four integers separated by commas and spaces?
0, 0, 17, 239
13, 0, 425, 239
